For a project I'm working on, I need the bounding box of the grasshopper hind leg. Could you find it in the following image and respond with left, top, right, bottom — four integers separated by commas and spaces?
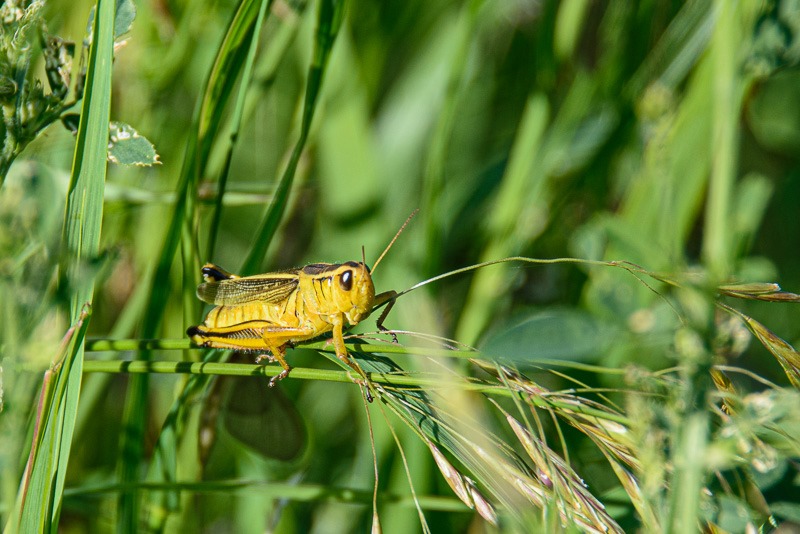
188, 321, 307, 387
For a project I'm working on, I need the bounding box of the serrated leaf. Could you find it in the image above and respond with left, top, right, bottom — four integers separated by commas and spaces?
107, 121, 160, 166
85, 0, 135, 46
114, 0, 136, 38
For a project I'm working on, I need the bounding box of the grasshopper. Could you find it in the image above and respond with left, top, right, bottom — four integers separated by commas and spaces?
187, 213, 414, 390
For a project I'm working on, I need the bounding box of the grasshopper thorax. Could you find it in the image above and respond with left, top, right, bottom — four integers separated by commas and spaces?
301, 261, 375, 325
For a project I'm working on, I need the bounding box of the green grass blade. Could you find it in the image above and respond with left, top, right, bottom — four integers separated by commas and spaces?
420, 0, 482, 278
240, 0, 345, 275
146, 4, 274, 526
205, 0, 272, 261
454, 94, 549, 344
14, 0, 116, 530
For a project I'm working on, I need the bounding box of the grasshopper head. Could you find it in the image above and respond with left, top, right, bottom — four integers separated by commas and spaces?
335, 261, 375, 325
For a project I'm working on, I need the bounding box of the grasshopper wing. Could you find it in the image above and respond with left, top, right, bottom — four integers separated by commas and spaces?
197, 266, 300, 305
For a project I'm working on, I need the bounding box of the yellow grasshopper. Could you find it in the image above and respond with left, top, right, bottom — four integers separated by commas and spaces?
187, 213, 414, 390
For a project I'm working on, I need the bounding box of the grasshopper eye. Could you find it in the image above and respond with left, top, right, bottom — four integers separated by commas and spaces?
340, 270, 353, 291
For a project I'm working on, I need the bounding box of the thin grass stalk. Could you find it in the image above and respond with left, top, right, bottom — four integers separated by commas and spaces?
702, 0, 736, 282
421, 0, 484, 278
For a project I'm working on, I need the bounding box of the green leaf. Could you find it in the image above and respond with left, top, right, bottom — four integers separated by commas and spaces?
107, 121, 160, 166
480, 308, 619, 363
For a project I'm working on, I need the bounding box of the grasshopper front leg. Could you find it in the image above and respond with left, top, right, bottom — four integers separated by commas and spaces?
331, 318, 373, 402
374, 290, 398, 343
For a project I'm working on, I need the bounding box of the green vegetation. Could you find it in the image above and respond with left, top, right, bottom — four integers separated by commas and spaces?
2, 0, 800, 532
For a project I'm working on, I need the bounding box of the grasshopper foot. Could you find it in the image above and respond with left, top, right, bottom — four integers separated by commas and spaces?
268, 366, 291, 387
346, 371, 374, 403
359, 380, 374, 403
377, 323, 399, 344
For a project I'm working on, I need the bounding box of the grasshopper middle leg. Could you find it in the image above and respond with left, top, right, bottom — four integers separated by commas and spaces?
256, 344, 293, 387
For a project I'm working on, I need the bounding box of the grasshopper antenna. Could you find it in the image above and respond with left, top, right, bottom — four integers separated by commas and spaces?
371, 209, 418, 275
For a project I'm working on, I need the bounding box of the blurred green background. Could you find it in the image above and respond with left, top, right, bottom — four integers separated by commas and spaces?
3, 0, 800, 532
